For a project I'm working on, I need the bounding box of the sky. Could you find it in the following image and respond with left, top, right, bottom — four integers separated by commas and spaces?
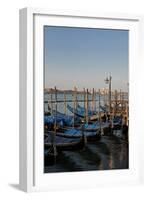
44, 26, 128, 91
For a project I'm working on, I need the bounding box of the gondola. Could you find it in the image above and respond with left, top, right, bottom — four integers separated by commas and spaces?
77, 104, 97, 116
67, 104, 98, 121
45, 109, 101, 132
44, 115, 64, 130
55, 126, 101, 141
44, 130, 86, 165
44, 131, 86, 151
62, 122, 100, 132
45, 108, 81, 126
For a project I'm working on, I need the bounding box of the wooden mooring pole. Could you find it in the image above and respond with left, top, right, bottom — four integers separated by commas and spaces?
64, 92, 67, 115
85, 89, 89, 124
73, 87, 77, 127
51, 86, 57, 163
54, 86, 57, 133
50, 93, 53, 115
98, 89, 103, 135
92, 88, 96, 112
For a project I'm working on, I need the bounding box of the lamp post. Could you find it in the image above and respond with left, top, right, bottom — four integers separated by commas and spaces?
105, 76, 112, 114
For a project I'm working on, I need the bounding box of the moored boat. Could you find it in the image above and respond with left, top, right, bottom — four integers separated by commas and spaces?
44, 131, 86, 151
67, 104, 98, 121
55, 126, 101, 141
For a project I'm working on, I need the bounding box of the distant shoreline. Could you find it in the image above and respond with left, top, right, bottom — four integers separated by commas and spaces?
44, 88, 128, 95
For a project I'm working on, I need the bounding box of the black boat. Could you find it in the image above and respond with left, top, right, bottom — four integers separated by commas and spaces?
67, 104, 98, 121
44, 131, 86, 151
55, 126, 101, 142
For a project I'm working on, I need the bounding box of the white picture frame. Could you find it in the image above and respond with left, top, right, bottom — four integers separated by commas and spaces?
19, 7, 144, 192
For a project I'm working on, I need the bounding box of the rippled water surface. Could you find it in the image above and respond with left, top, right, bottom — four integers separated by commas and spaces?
44, 135, 128, 173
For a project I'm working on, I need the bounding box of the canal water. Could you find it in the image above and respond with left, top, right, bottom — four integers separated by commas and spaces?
44, 135, 128, 173
44, 92, 129, 173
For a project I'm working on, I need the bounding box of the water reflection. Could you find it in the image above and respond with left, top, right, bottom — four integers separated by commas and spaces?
44, 136, 128, 173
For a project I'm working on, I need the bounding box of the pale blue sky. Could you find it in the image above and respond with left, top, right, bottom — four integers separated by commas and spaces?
44, 26, 128, 91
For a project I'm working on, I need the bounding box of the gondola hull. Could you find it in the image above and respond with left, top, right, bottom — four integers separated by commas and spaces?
55, 129, 101, 142
44, 133, 85, 151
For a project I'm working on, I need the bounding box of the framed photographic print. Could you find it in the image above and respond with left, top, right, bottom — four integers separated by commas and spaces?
19, 8, 144, 192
